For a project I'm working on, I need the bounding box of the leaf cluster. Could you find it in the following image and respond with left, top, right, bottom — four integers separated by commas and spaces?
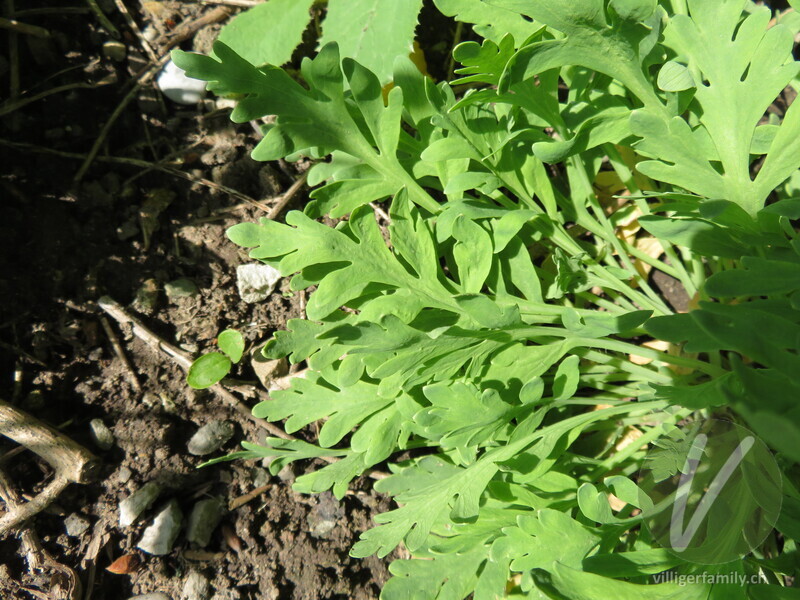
176, 1, 800, 598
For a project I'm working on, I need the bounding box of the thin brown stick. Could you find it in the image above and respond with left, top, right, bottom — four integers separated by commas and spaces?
229, 484, 270, 510
100, 316, 142, 393
113, 0, 157, 62
0, 16, 50, 37
266, 172, 308, 220
0, 474, 69, 535
0, 138, 262, 207
0, 400, 100, 484
0, 469, 82, 598
97, 296, 193, 369
157, 6, 232, 52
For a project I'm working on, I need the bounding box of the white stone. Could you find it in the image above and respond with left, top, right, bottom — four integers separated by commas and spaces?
119, 482, 161, 528
157, 59, 207, 105
89, 418, 114, 450
181, 571, 211, 600
236, 264, 281, 303
65, 513, 91, 537
137, 500, 182, 556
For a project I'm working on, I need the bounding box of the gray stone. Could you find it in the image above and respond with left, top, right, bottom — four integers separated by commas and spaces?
186, 497, 225, 547
118, 466, 133, 484
181, 571, 211, 600
119, 482, 161, 528
64, 513, 90, 537
89, 418, 114, 450
188, 421, 235, 456
236, 264, 281, 303
307, 492, 344, 539
165, 278, 199, 302
251, 467, 270, 489
129, 594, 171, 600
137, 501, 182, 556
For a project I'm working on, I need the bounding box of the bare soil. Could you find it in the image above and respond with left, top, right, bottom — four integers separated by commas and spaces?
0, 1, 421, 598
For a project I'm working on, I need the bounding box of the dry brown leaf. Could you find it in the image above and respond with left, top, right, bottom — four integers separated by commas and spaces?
106, 553, 140, 575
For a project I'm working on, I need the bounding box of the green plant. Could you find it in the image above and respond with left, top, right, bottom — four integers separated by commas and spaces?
176, 1, 800, 597
187, 328, 244, 389
215, 0, 425, 83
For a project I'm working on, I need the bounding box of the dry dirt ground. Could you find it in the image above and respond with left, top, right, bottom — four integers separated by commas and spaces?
0, 2, 414, 598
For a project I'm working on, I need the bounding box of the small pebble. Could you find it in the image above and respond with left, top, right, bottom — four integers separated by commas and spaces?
236, 264, 281, 303
181, 571, 211, 600
186, 498, 225, 547
119, 482, 161, 528
89, 418, 114, 450
102, 40, 127, 61
307, 492, 344, 539
118, 466, 133, 484
157, 59, 206, 104
164, 278, 199, 302
138, 500, 182, 556
251, 467, 270, 489
64, 513, 90, 537
129, 594, 171, 600
188, 421, 235, 456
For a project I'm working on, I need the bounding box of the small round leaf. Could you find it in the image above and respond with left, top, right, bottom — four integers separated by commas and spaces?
187, 352, 232, 389
217, 329, 245, 363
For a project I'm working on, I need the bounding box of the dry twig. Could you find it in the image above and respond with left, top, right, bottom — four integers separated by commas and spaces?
229, 484, 270, 510
100, 316, 142, 393
0, 400, 100, 485
0, 398, 97, 536
0, 139, 263, 207
113, 0, 157, 62
0, 469, 82, 599
266, 172, 308, 220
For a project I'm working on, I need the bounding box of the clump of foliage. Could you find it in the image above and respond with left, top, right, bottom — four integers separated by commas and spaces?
214, 0, 425, 83
175, 1, 800, 597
